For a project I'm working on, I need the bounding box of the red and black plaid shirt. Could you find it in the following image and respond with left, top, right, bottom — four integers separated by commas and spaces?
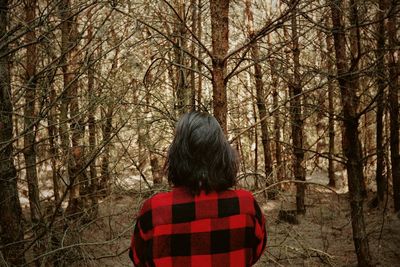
129, 187, 266, 267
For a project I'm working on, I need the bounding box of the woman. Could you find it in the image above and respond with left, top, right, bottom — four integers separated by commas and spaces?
129, 111, 266, 266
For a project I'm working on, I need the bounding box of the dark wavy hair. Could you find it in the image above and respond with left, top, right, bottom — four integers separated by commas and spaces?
167, 111, 238, 194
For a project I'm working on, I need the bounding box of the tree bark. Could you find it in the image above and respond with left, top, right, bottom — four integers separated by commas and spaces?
100, 107, 113, 195
23, 1, 45, 265
210, 0, 229, 132
387, 0, 400, 212
326, 27, 336, 187
196, 0, 203, 109
245, 0, 273, 191
23, 0, 41, 224
330, 0, 372, 265
290, 3, 306, 214
58, 0, 73, 207
0, 0, 26, 264
174, 0, 190, 115
87, 13, 98, 211
375, 0, 387, 203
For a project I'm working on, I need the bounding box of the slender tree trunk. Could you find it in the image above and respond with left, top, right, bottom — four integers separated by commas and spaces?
100, 107, 113, 195
196, 0, 203, 109
175, 0, 189, 115
23, 0, 41, 224
270, 48, 283, 182
245, 0, 273, 191
349, 0, 366, 197
87, 14, 98, 211
290, 4, 306, 214
58, 0, 73, 208
190, 0, 197, 110
23, 1, 45, 265
0, 1, 26, 264
330, 0, 372, 265
326, 19, 336, 187
375, 0, 387, 203
387, 1, 400, 212
47, 82, 60, 203
210, 0, 229, 132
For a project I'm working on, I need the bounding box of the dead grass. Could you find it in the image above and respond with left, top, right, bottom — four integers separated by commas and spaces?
28, 184, 400, 267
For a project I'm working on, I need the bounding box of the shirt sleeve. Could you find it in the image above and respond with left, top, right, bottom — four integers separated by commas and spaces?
130, 199, 152, 267
130, 220, 145, 266
252, 198, 267, 264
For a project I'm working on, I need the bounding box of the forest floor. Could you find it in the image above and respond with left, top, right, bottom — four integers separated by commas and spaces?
22, 172, 400, 267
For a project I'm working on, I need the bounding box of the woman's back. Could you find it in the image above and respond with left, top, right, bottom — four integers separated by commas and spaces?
130, 187, 266, 267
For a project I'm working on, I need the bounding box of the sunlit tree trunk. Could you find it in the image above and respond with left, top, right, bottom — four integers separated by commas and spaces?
387, 0, 400, 212
245, 0, 273, 192
330, 0, 372, 264
290, 3, 306, 214
0, 0, 26, 264
210, 0, 229, 132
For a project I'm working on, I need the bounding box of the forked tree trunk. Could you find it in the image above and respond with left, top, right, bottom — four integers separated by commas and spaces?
210, 0, 229, 132
245, 0, 273, 191
330, 0, 372, 265
387, 1, 400, 212
0, 0, 26, 264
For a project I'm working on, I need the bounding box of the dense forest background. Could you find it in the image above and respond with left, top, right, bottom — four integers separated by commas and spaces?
0, 0, 399, 266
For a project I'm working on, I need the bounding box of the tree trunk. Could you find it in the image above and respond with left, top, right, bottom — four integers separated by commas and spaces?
326, 18, 336, 187
210, 0, 229, 132
330, 0, 372, 265
387, 1, 400, 212
87, 14, 98, 211
290, 4, 306, 214
190, 0, 197, 111
375, 0, 387, 203
196, 0, 203, 109
23, 0, 41, 224
0, 0, 26, 264
270, 52, 283, 182
348, 0, 366, 197
245, 0, 273, 191
174, 0, 190, 115
23, 1, 45, 265
47, 82, 59, 203
58, 0, 73, 208
100, 107, 113, 195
